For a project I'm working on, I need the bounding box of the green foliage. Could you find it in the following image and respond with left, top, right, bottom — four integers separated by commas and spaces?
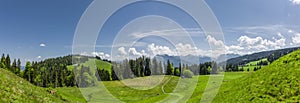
183, 70, 194, 78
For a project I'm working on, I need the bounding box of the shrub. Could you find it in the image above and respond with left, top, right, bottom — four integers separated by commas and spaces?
183, 70, 194, 78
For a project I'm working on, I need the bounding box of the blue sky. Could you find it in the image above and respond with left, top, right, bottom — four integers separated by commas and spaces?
1, 0, 300, 65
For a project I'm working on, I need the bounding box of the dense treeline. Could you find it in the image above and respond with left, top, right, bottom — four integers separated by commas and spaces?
104, 56, 220, 81
1, 53, 221, 88
0, 54, 21, 76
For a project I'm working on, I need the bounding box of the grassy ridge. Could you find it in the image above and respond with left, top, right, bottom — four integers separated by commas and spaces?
67, 58, 112, 73
0, 68, 67, 102
214, 50, 300, 102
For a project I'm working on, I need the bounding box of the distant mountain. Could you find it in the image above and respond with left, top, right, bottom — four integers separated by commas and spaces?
226, 47, 300, 65
217, 54, 240, 62
155, 53, 240, 67
155, 54, 212, 67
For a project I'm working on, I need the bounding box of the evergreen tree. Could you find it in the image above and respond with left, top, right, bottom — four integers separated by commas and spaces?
158, 61, 162, 75
144, 57, 151, 76
0, 54, 5, 68
16, 59, 21, 76
123, 59, 132, 79
152, 57, 158, 75
166, 60, 173, 75
179, 63, 182, 76
11, 59, 17, 73
111, 66, 118, 80
5, 54, 11, 69
24, 61, 34, 83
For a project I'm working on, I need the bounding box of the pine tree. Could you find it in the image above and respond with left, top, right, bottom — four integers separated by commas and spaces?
16, 59, 21, 76
5, 54, 11, 69
0, 54, 5, 68
24, 61, 33, 82
166, 60, 173, 75
179, 63, 182, 76
152, 57, 158, 75
111, 66, 118, 80
11, 59, 17, 73
144, 57, 151, 76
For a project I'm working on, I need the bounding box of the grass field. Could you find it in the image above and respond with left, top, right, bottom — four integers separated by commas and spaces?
213, 50, 300, 102
54, 72, 249, 103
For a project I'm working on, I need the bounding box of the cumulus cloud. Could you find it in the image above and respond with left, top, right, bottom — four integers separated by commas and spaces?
128, 48, 143, 56
37, 56, 42, 59
80, 51, 111, 60
118, 47, 127, 55
226, 34, 286, 55
39, 43, 46, 47
292, 33, 300, 44
206, 35, 224, 47
290, 0, 300, 4
116, 42, 224, 59
147, 43, 175, 56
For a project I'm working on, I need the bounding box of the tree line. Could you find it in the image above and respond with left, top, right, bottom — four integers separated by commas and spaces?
1, 54, 21, 76
1, 53, 221, 88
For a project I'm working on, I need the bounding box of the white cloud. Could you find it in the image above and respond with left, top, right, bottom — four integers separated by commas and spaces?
128, 48, 144, 56
116, 43, 223, 59
292, 33, 300, 44
37, 56, 42, 59
175, 43, 201, 56
39, 43, 46, 47
226, 34, 286, 55
118, 47, 127, 55
290, 0, 300, 4
277, 33, 284, 38
206, 35, 226, 48
147, 43, 175, 56
80, 51, 111, 60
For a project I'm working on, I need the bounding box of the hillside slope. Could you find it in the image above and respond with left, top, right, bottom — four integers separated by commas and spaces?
226, 47, 300, 65
214, 50, 300, 102
0, 68, 78, 102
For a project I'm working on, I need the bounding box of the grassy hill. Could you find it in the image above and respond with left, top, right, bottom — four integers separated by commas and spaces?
214, 50, 300, 102
67, 58, 112, 73
226, 46, 300, 65
0, 68, 65, 102
0, 68, 85, 103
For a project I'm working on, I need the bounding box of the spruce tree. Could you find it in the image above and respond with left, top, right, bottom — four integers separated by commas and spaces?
16, 59, 21, 76
11, 59, 17, 73
0, 54, 5, 68
166, 60, 173, 75
5, 54, 11, 69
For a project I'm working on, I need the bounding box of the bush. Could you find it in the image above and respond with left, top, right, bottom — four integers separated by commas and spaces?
183, 70, 194, 78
